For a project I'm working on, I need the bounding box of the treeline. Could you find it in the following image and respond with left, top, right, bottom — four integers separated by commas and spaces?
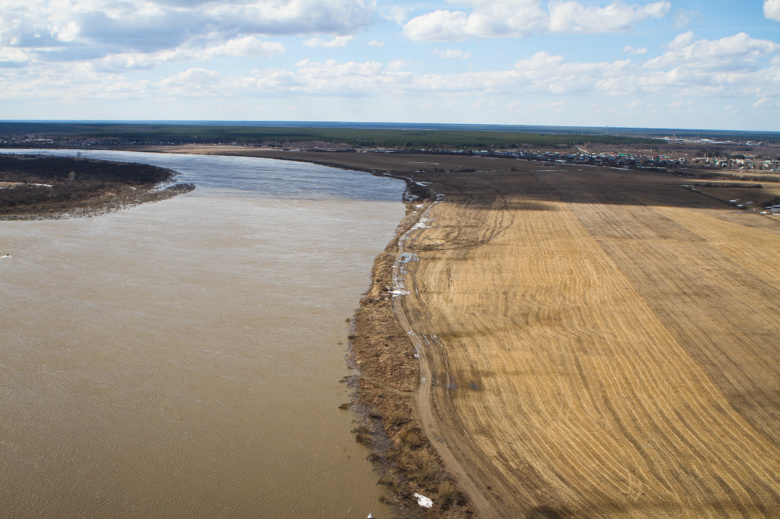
0, 154, 189, 217
0, 122, 661, 149
0, 154, 173, 184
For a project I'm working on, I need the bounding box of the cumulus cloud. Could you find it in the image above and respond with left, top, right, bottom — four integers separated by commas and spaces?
0, 47, 31, 68
433, 49, 473, 59
92, 37, 284, 72
208, 0, 375, 37
208, 37, 285, 58
163, 68, 221, 87
237, 34, 779, 101
275, 59, 411, 96
766, 0, 780, 21
753, 97, 776, 108
646, 32, 780, 71
624, 45, 647, 55
383, 6, 413, 25
549, 1, 669, 34
2, 32, 777, 109
403, 1, 545, 41
674, 8, 697, 28
1, 0, 375, 62
402, 0, 670, 41
303, 36, 354, 47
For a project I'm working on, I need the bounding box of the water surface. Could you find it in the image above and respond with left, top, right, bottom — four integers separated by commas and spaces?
0, 150, 405, 518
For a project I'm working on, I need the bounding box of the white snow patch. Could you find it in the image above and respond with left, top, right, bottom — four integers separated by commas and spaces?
414, 493, 433, 508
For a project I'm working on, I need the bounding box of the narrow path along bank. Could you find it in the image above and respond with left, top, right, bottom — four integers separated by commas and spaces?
348, 182, 474, 518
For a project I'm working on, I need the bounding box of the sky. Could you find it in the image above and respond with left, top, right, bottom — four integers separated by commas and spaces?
0, 0, 778, 131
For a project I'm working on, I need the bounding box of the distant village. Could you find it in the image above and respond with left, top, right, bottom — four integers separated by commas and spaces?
2, 133, 779, 174
362, 146, 780, 174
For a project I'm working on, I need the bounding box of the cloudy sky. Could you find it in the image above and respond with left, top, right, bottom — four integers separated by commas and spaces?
1, 0, 778, 130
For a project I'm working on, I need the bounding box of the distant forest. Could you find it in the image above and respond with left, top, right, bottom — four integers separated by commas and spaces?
2, 121, 778, 150
0, 122, 662, 149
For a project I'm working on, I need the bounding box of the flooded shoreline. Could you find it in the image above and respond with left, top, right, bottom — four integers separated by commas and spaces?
0, 150, 406, 518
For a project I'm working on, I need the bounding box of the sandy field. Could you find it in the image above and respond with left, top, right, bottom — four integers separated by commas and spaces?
130, 146, 780, 518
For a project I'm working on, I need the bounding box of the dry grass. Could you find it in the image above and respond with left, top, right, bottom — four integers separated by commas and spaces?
349, 217, 473, 517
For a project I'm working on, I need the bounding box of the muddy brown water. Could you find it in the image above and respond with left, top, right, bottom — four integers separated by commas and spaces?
0, 150, 406, 518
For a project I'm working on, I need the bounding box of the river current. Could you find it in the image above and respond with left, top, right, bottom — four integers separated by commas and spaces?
0, 150, 406, 518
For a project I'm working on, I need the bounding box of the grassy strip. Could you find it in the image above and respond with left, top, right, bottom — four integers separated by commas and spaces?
349, 198, 471, 518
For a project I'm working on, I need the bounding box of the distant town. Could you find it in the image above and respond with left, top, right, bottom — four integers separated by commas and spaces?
1, 122, 779, 175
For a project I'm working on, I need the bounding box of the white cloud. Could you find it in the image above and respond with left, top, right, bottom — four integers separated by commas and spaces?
403, 1, 545, 41
230, 35, 777, 101
206, 0, 375, 38
367, 40, 384, 47
403, 10, 472, 42
0, 0, 375, 61
383, 6, 412, 25
765, 0, 780, 21
208, 37, 285, 58
284, 59, 409, 95
92, 37, 284, 71
303, 36, 354, 47
163, 68, 221, 87
433, 49, 473, 59
667, 31, 696, 50
753, 97, 776, 108
646, 32, 780, 71
549, 1, 669, 34
624, 45, 647, 55
0, 47, 31, 67
403, 0, 670, 41
674, 8, 697, 28
2, 33, 777, 115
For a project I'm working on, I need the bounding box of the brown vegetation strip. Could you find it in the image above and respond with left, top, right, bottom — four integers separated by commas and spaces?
349, 204, 471, 518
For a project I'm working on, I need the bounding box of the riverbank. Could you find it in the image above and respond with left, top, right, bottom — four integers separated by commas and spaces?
0, 153, 194, 219
348, 194, 472, 518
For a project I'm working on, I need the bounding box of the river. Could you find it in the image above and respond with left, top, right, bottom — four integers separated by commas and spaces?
0, 150, 406, 518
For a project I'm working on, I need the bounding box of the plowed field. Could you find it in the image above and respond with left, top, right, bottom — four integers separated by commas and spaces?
396, 163, 780, 517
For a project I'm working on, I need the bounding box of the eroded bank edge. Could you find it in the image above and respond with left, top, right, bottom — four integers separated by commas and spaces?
345, 176, 472, 518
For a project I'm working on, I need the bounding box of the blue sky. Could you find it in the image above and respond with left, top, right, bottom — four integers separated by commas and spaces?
1, 0, 778, 130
